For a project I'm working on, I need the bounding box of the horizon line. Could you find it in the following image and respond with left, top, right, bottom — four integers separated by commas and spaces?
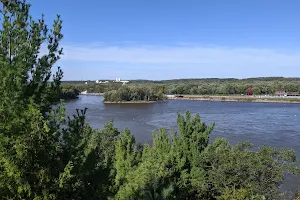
61, 76, 300, 82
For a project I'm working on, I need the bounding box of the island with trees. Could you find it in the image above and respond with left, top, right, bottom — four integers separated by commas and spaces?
103, 85, 165, 103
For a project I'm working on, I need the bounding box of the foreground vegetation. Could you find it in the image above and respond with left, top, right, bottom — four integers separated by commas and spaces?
1, 1, 300, 199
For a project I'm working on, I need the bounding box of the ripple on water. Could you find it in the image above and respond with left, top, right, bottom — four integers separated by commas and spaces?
65, 97, 300, 194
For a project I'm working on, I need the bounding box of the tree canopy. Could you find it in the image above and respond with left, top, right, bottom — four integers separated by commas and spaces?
104, 85, 164, 102
62, 77, 300, 96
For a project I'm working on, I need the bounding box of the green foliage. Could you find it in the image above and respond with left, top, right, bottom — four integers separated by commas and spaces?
0, 1, 120, 199
113, 112, 297, 199
1, 100, 121, 199
60, 88, 80, 100
217, 186, 264, 200
0, 1, 299, 200
61, 82, 123, 94
0, 0, 63, 115
165, 79, 300, 95
104, 85, 164, 102
0, 0, 64, 197
63, 77, 300, 96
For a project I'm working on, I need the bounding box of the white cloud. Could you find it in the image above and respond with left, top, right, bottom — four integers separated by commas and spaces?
60, 43, 300, 67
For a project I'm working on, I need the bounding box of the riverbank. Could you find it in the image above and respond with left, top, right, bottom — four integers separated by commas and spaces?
166, 95, 300, 104
103, 100, 159, 104
80, 93, 103, 96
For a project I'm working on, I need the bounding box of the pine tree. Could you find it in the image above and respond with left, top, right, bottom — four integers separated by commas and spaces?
0, 1, 119, 199
0, 1, 63, 198
0, 0, 63, 116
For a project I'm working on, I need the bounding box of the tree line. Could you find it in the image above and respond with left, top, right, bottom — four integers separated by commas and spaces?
1, 1, 300, 199
62, 82, 123, 94
164, 80, 300, 95
62, 78, 300, 96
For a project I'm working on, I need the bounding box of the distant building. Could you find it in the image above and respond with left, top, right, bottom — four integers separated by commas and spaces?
95, 80, 110, 84
275, 90, 286, 96
287, 92, 300, 96
114, 78, 129, 84
274, 91, 300, 97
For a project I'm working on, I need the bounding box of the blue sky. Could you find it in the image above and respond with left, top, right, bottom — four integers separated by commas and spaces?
29, 0, 300, 80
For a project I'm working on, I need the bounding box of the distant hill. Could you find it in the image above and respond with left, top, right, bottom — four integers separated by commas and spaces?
62, 77, 300, 84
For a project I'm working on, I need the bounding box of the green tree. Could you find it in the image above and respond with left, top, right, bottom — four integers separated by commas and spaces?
252, 87, 261, 95
0, 0, 63, 116
112, 112, 297, 199
0, 1, 119, 199
0, 1, 63, 197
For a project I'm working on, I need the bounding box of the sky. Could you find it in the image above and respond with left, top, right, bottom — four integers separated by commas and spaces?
28, 0, 300, 80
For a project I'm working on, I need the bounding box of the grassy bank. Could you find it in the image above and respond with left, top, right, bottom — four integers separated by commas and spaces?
103, 100, 158, 104
166, 95, 300, 103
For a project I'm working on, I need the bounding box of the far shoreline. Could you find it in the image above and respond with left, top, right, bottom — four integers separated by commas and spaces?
103, 100, 160, 104
81, 93, 300, 104
166, 95, 300, 104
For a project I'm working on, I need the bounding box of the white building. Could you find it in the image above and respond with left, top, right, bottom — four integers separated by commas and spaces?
95, 80, 110, 84
121, 80, 129, 85
113, 78, 129, 84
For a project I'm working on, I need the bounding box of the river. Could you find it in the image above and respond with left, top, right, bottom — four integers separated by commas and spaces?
65, 95, 300, 194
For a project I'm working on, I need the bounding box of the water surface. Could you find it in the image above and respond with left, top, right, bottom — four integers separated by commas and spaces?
66, 95, 300, 194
